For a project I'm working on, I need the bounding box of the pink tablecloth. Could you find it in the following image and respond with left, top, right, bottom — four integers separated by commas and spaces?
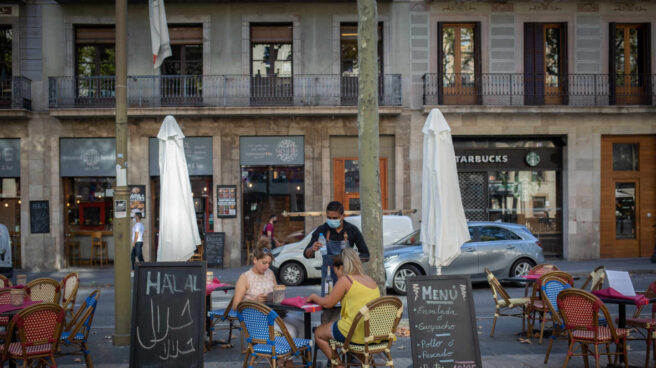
206, 281, 233, 296
523, 274, 540, 280
281, 296, 322, 312
0, 300, 40, 315
592, 287, 649, 306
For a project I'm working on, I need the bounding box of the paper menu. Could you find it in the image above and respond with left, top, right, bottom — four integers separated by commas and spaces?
605, 270, 636, 296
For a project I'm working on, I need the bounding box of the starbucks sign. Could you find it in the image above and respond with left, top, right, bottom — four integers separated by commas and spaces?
525, 151, 541, 167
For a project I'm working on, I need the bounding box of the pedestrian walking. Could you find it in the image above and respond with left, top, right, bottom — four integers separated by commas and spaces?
131, 213, 145, 270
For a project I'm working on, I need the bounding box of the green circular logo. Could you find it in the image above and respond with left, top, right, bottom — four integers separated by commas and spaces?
525, 151, 540, 167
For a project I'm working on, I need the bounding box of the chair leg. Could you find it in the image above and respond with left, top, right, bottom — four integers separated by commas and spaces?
604, 343, 611, 365
544, 336, 555, 364
490, 308, 498, 337
645, 335, 651, 368
227, 320, 234, 344
82, 341, 94, 368
582, 344, 590, 368
242, 350, 250, 368
538, 313, 546, 344
593, 343, 600, 368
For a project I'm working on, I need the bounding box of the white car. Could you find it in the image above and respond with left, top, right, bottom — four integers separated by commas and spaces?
272, 215, 414, 286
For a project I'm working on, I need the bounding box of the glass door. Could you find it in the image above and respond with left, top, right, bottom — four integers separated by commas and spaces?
441, 23, 478, 105
614, 24, 648, 105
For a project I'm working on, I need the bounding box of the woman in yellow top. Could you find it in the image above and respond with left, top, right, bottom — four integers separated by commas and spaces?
306, 248, 380, 366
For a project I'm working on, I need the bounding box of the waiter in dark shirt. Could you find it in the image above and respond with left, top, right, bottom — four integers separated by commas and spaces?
304, 201, 369, 296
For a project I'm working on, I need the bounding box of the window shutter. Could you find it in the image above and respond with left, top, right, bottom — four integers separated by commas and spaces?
169, 25, 202, 45
642, 22, 651, 104
609, 22, 616, 105
75, 26, 115, 44
437, 22, 444, 105
561, 22, 569, 105
251, 24, 292, 43
524, 23, 536, 105
474, 22, 482, 105
533, 24, 545, 105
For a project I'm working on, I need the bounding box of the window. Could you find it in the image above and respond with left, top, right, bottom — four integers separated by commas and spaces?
75, 26, 115, 105
610, 23, 651, 105
532, 196, 546, 215
612, 143, 639, 171
160, 25, 203, 105
438, 23, 480, 105
524, 23, 568, 105
250, 24, 293, 105
478, 226, 520, 242
340, 23, 383, 76
615, 182, 636, 239
0, 25, 11, 79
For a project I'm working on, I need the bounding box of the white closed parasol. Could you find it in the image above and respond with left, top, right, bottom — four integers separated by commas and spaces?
157, 115, 200, 262
420, 108, 470, 274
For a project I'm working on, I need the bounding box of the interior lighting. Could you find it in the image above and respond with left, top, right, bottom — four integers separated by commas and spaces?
296, 186, 301, 191
3, 203, 7, 208
248, 183, 253, 188
203, 187, 207, 192
17, 200, 21, 204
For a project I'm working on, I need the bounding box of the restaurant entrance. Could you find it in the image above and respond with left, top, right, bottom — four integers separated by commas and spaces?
600, 135, 656, 258
0, 139, 20, 268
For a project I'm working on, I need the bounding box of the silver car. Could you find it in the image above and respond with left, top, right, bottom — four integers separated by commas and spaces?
383, 222, 545, 295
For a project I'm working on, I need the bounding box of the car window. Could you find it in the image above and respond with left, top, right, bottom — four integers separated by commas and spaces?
467, 226, 475, 242
478, 226, 521, 241
395, 230, 420, 246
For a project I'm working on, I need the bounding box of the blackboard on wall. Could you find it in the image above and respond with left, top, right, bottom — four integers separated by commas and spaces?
406, 275, 482, 368
29, 200, 50, 234
204, 232, 224, 266
130, 262, 206, 368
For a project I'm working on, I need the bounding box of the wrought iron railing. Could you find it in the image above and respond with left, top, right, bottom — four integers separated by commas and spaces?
0, 77, 31, 110
49, 74, 402, 108
423, 73, 656, 106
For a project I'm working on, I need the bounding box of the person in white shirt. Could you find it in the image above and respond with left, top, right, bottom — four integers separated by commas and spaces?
131, 213, 145, 269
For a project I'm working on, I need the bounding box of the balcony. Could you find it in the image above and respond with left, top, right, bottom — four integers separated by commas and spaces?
48, 74, 402, 112
0, 77, 31, 111
424, 73, 656, 108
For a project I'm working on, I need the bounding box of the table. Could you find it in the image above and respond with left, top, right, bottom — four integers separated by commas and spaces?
266, 303, 340, 340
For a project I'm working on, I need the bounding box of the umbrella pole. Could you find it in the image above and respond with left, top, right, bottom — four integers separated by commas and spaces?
436, 266, 442, 276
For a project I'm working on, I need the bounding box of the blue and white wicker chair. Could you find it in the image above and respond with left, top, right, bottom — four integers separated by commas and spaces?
236, 301, 312, 368
57, 289, 100, 367
208, 296, 242, 350
540, 275, 571, 363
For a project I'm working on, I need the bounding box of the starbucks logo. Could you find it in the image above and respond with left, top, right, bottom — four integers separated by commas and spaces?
525, 151, 540, 167
276, 139, 298, 162
83, 149, 101, 167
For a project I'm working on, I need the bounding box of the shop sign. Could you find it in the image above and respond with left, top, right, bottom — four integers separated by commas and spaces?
240, 136, 304, 166
454, 148, 561, 172
0, 139, 19, 178
148, 137, 213, 176
60, 138, 116, 177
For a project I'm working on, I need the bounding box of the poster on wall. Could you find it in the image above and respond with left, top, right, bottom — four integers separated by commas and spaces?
216, 185, 237, 218
129, 185, 146, 218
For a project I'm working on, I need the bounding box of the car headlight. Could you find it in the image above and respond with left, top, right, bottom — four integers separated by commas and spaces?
383, 255, 398, 264
271, 247, 282, 258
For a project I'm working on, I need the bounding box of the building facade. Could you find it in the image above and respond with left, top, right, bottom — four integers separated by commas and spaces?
0, 0, 654, 270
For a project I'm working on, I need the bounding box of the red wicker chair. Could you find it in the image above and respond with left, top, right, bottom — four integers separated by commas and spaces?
0, 275, 12, 288
60, 272, 79, 319
526, 271, 574, 342
0, 290, 11, 342
625, 281, 656, 367
528, 264, 560, 276
0, 303, 66, 367
26, 278, 61, 304
558, 288, 629, 368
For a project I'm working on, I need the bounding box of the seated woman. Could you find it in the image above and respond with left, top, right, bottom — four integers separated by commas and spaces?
306, 248, 380, 367
232, 247, 304, 338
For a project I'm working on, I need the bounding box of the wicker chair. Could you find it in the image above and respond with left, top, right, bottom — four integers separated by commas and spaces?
0, 275, 12, 288
557, 288, 629, 368
485, 268, 529, 337
0, 290, 11, 341
581, 266, 606, 292
526, 271, 574, 342
0, 303, 65, 368
208, 296, 241, 350
236, 301, 312, 368
321, 296, 403, 368
625, 281, 656, 368
528, 264, 560, 277
57, 289, 100, 368
60, 272, 80, 319
539, 275, 572, 363
27, 278, 61, 304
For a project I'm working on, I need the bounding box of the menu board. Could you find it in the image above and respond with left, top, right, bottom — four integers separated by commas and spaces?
130, 262, 206, 368
216, 185, 237, 218
204, 232, 225, 266
406, 275, 482, 368
29, 200, 50, 234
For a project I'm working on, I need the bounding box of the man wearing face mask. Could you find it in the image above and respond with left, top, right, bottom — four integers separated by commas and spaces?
303, 201, 369, 296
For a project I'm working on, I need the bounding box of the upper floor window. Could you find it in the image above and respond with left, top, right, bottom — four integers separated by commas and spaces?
75, 26, 115, 77
0, 25, 12, 79
161, 25, 202, 76
339, 22, 383, 76
250, 24, 292, 77
524, 23, 568, 105
610, 23, 651, 105
437, 22, 480, 105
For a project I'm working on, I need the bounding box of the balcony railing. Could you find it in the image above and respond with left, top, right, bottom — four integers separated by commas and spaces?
424, 73, 656, 106
0, 77, 31, 110
49, 74, 402, 108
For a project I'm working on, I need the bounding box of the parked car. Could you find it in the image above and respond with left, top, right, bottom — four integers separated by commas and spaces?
272, 215, 414, 286
384, 222, 545, 295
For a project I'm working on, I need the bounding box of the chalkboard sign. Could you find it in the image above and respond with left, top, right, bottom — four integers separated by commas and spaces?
29, 201, 50, 234
130, 262, 206, 368
204, 232, 224, 266
406, 275, 482, 368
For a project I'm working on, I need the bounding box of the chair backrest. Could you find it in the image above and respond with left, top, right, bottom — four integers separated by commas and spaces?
27, 278, 61, 304
343, 296, 403, 348
485, 268, 512, 305
5, 303, 65, 356
540, 275, 571, 325
530, 271, 574, 300
528, 264, 559, 276
64, 289, 100, 342
557, 288, 618, 341
0, 289, 11, 304
60, 272, 79, 306
632, 280, 656, 318
236, 301, 299, 356
91, 232, 102, 244
0, 274, 12, 288
581, 266, 605, 291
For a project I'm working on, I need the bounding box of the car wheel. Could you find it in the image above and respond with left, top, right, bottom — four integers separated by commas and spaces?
510, 258, 535, 278
279, 261, 306, 286
392, 264, 421, 295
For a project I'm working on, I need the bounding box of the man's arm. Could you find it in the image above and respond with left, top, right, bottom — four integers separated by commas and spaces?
350, 225, 370, 262
303, 228, 322, 259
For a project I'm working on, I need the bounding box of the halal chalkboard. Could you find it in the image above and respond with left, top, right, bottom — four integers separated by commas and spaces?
204, 232, 225, 266
130, 262, 206, 368
29, 200, 50, 234
406, 275, 482, 368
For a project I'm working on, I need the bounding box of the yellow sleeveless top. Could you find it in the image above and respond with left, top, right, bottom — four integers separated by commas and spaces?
337, 277, 380, 344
